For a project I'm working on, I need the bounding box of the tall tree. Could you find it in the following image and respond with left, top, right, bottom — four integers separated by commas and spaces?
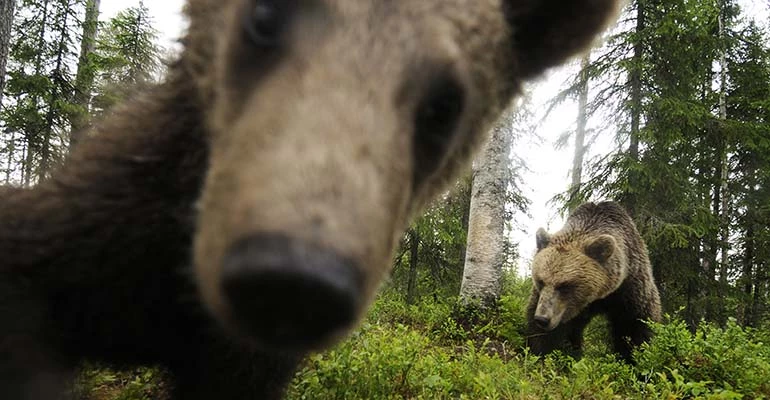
568, 54, 591, 211
70, 0, 101, 148
90, 2, 160, 116
0, 0, 16, 182
725, 21, 770, 326
0, 0, 15, 105
459, 109, 513, 305
715, 0, 731, 326
2, 0, 88, 184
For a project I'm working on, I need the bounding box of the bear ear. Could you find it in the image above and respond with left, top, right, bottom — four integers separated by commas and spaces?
503, 0, 621, 78
584, 234, 616, 264
535, 228, 551, 251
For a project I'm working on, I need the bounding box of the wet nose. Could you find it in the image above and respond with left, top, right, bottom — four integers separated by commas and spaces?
220, 234, 362, 351
533, 315, 551, 330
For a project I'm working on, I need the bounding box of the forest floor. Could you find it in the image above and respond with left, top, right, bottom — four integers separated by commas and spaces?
75, 282, 770, 400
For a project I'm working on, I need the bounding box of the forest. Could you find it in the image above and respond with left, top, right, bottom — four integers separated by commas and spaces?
0, 0, 769, 399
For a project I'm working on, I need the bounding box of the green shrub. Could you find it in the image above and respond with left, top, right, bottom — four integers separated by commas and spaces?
637, 318, 770, 398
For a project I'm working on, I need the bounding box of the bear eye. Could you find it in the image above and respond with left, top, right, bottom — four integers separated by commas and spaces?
243, 0, 292, 46
535, 279, 544, 290
556, 283, 576, 294
412, 73, 466, 185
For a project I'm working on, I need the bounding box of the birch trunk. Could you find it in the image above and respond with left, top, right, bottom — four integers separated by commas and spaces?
459, 110, 512, 304
0, 0, 15, 106
569, 54, 590, 211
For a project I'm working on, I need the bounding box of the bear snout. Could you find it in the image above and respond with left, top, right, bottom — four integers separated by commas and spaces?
533, 315, 551, 330
219, 233, 363, 351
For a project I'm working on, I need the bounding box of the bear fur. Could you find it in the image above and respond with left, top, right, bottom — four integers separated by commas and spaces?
0, 0, 621, 398
526, 201, 662, 362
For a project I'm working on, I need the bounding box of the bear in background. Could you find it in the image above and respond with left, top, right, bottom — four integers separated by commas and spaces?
526, 201, 662, 362
0, 0, 621, 399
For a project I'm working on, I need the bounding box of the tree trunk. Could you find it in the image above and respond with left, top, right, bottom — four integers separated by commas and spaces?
750, 248, 765, 327
39, 1, 73, 179
703, 182, 720, 321
70, 0, 101, 149
569, 54, 590, 211
0, 0, 15, 106
457, 177, 472, 271
406, 229, 419, 305
716, 0, 730, 326
626, 0, 644, 218
741, 222, 754, 326
459, 110, 512, 305
23, 0, 51, 186
4, 130, 13, 183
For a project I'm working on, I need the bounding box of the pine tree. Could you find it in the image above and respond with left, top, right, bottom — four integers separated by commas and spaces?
90, 2, 160, 117
69, 0, 101, 148
2, 0, 88, 184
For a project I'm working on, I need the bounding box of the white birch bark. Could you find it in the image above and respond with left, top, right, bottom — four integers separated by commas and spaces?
459, 109, 513, 304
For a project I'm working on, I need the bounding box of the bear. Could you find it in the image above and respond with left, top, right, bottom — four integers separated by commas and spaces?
0, 0, 621, 399
526, 201, 662, 363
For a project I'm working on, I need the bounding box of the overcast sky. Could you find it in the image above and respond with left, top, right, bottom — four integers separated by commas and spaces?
100, 0, 769, 274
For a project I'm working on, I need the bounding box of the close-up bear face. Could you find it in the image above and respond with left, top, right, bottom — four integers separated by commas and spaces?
181, 0, 620, 353
191, 0, 518, 353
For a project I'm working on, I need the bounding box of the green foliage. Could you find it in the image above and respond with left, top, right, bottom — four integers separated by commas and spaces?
73, 364, 169, 400
74, 276, 770, 400
637, 318, 770, 397
387, 179, 472, 302
90, 3, 162, 116
1, 0, 88, 182
0, 2, 163, 184
288, 322, 527, 400
286, 292, 770, 400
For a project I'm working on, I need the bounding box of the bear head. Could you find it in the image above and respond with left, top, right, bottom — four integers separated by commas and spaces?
530, 228, 628, 331
179, 0, 622, 353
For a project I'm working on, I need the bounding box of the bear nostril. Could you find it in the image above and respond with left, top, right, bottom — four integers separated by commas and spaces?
220, 234, 363, 351
533, 315, 551, 329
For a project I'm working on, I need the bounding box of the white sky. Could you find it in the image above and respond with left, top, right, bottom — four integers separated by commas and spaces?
100, 0, 769, 275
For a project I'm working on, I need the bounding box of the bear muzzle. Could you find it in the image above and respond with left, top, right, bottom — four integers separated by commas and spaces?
219, 233, 364, 352
534, 290, 566, 331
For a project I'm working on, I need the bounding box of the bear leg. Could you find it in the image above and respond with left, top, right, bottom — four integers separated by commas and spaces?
608, 316, 653, 363
526, 315, 591, 359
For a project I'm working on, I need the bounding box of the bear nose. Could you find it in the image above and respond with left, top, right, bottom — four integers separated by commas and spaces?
220, 234, 363, 351
533, 315, 551, 330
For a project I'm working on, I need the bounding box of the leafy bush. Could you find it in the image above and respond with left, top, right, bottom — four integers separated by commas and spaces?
636, 318, 770, 398
288, 322, 529, 400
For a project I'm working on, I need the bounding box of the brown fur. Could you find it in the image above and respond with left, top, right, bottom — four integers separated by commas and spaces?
526, 201, 662, 362
1, 1, 620, 398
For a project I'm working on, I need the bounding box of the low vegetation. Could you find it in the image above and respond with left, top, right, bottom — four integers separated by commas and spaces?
75, 275, 770, 400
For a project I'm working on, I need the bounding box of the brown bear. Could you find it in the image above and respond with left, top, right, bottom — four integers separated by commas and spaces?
0, 0, 621, 399
526, 201, 662, 362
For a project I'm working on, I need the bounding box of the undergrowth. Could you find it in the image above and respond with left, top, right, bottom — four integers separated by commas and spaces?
75, 276, 770, 399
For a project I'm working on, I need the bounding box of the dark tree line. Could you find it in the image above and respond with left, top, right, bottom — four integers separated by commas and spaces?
0, 0, 161, 185
557, 0, 770, 329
